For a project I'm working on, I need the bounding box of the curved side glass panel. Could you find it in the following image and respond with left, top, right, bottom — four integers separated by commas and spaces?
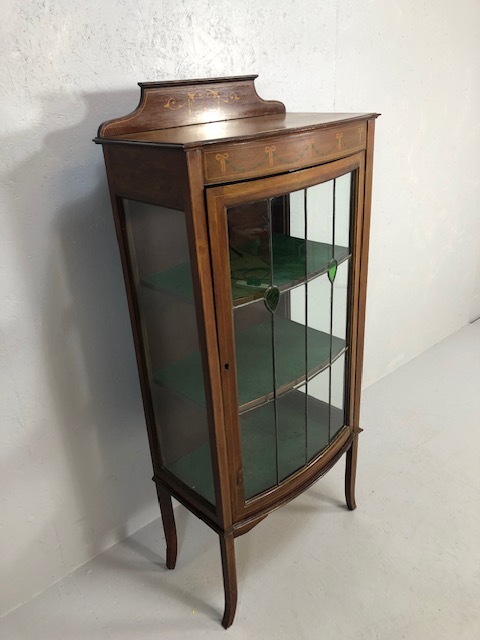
123, 199, 215, 507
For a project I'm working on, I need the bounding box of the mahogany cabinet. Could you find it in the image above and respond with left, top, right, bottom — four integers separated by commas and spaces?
95, 76, 378, 628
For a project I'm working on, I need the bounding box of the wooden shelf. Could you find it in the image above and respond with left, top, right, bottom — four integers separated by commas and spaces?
166, 389, 345, 503
142, 234, 349, 307
154, 316, 345, 413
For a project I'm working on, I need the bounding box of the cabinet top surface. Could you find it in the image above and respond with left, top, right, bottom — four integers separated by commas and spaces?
99, 112, 377, 148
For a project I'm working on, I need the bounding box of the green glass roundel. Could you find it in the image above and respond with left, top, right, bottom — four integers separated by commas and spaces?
327, 259, 338, 284
264, 285, 280, 313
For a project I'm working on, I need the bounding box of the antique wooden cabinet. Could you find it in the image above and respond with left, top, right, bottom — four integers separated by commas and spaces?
95, 75, 378, 628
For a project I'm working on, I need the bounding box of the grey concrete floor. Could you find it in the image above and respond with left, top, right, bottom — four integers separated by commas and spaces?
2, 322, 480, 639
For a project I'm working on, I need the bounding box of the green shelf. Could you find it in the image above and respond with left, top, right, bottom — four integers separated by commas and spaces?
166, 389, 345, 503
141, 234, 349, 306
154, 316, 345, 412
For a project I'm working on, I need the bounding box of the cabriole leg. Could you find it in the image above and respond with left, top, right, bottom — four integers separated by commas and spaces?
345, 435, 359, 511
156, 485, 177, 570
219, 533, 237, 628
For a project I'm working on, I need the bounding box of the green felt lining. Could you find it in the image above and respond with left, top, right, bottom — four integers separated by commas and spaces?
167, 389, 345, 503
141, 234, 349, 306
154, 316, 345, 411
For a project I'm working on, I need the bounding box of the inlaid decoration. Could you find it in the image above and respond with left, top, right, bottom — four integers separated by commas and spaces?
216, 153, 229, 174
203, 122, 367, 183
265, 146, 276, 167
164, 89, 240, 114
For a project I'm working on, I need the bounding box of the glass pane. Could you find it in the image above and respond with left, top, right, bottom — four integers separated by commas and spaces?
330, 353, 347, 440
306, 272, 331, 337
334, 172, 352, 250
290, 284, 306, 325
274, 287, 308, 394
332, 258, 350, 343
228, 200, 271, 305
305, 175, 352, 267
274, 285, 307, 483
277, 387, 307, 481
306, 274, 345, 378
289, 189, 306, 238
306, 180, 333, 249
271, 190, 306, 288
234, 301, 274, 411
306, 368, 330, 461
240, 401, 277, 500
123, 199, 215, 506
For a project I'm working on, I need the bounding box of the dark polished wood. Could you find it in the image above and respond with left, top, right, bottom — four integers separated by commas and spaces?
98, 75, 285, 139
183, 149, 233, 530
96, 76, 379, 628
353, 119, 377, 429
345, 437, 359, 511
219, 533, 237, 629
156, 484, 177, 569
101, 144, 186, 210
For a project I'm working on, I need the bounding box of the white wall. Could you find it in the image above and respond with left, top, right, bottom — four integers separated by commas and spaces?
1, 0, 479, 616
470, 257, 480, 322
334, 1, 480, 384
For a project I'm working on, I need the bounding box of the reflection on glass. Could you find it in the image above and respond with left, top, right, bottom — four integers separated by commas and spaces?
123, 199, 216, 506
228, 200, 271, 304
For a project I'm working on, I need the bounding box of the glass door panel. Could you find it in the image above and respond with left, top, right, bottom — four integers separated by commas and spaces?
224, 169, 355, 502
305, 171, 353, 460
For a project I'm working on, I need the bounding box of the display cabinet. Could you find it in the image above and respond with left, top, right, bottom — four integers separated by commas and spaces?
95, 75, 378, 628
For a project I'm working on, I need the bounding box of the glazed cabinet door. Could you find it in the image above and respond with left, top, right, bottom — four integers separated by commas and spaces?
207, 153, 365, 517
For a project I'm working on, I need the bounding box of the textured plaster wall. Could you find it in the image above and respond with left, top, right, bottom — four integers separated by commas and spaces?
1, 0, 479, 615
334, 1, 480, 383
